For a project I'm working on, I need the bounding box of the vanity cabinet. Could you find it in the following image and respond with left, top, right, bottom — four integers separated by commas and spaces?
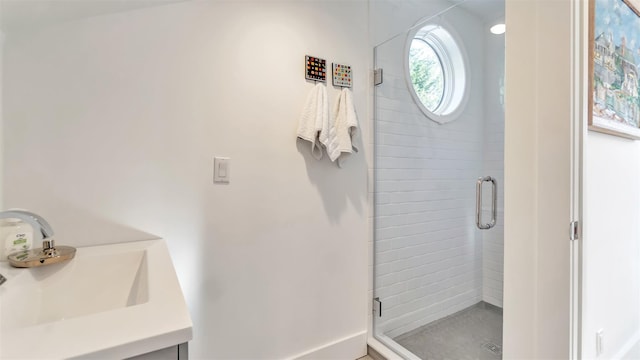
127, 343, 188, 360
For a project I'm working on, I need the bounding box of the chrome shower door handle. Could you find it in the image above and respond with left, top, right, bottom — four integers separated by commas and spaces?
476, 176, 497, 230
489, 176, 497, 229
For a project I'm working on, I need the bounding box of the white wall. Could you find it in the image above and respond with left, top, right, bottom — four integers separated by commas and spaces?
503, 0, 573, 357
371, 2, 486, 339
2, 1, 370, 358
582, 132, 640, 358
0, 30, 3, 210
369, 0, 455, 47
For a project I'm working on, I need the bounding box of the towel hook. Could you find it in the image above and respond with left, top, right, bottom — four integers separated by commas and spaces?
305, 55, 327, 83
331, 62, 352, 89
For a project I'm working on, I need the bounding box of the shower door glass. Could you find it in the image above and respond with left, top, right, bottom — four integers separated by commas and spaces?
373, 1, 505, 359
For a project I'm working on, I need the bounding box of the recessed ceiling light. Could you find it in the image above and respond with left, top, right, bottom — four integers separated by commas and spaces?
490, 23, 506, 35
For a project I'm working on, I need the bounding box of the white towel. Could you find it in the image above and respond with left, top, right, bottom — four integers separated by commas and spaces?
297, 83, 329, 160
326, 88, 359, 167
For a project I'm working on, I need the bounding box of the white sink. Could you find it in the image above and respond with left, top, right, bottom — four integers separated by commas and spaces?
0, 239, 192, 359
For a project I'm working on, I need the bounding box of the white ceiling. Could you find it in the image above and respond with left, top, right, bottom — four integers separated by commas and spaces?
0, 0, 185, 33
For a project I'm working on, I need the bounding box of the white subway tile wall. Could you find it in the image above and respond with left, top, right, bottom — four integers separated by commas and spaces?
371, 10, 504, 339
373, 25, 482, 338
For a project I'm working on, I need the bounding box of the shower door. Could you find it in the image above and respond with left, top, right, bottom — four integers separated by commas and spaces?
372, 2, 505, 359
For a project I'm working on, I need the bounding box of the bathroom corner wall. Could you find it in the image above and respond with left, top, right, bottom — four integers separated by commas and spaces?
582, 133, 640, 358
2, 2, 370, 358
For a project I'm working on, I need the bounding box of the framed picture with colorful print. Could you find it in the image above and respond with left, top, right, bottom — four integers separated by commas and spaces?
589, 0, 640, 139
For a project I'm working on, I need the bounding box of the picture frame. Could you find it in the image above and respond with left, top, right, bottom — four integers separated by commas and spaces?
589, 0, 640, 139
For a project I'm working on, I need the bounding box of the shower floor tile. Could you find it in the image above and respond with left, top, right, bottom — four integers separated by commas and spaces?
393, 302, 503, 360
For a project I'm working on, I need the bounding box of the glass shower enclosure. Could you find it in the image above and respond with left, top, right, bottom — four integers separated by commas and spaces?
372, 1, 505, 358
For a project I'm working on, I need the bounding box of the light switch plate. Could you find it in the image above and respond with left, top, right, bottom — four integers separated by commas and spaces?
214, 157, 230, 183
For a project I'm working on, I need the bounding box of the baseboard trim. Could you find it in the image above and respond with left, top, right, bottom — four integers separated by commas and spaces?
367, 336, 402, 360
482, 296, 503, 309
368, 334, 420, 360
613, 331, 640, 359
367, 345, 386, 360
289, 331, 367, 360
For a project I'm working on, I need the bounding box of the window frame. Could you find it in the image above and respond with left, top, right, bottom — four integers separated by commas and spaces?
405, 22, 470, 124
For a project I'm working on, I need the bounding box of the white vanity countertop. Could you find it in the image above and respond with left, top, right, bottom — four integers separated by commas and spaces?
0, 239, 193, 359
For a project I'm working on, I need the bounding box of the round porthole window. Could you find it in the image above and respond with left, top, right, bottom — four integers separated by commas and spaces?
406, 23, 469, 124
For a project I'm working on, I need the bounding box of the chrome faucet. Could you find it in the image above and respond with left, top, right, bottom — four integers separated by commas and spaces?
0, 210, 55, 245
0, 210, 75, 268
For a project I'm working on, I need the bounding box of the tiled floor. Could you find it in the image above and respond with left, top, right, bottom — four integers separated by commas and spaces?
393, 302, 503, 360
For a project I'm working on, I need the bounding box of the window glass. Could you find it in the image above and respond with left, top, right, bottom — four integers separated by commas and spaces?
406, 25, 468, 123
409, 39, 445, 112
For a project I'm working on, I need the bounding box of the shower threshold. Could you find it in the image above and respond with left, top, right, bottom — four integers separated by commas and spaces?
393, 301, 503, 360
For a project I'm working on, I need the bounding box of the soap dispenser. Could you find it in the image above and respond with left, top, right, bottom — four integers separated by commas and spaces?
0, 218, 33, 260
